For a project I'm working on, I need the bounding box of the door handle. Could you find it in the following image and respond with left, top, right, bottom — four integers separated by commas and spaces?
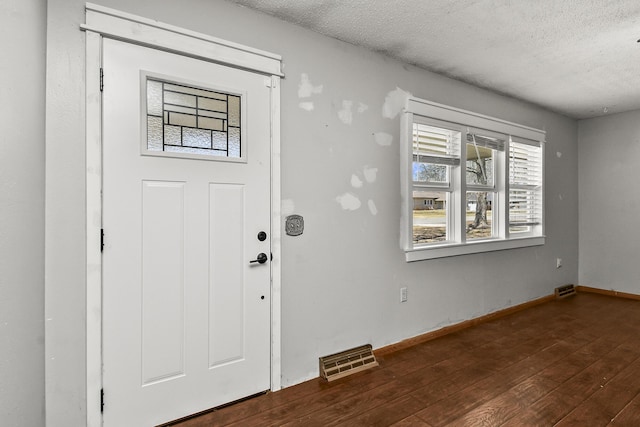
250, 252, 268, 264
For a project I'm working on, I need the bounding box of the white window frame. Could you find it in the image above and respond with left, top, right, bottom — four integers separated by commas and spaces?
401, 97, 545, 262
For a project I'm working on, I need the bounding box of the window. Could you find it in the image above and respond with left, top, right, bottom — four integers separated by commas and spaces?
144, 75, 244, 161
401, 97, 544, 261
509, 138, 543, 236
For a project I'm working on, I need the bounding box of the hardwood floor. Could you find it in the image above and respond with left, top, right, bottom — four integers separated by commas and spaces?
170, 292, 640, 426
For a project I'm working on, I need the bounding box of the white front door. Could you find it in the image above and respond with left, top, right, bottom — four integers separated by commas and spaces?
102, 38, 272, 426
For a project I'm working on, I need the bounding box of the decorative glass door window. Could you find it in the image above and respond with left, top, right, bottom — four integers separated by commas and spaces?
145, 77, 242, 159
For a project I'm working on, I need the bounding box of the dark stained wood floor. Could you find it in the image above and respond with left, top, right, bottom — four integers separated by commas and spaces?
171, 292, 640, 426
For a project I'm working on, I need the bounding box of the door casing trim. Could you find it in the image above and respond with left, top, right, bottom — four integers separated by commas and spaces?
83, 5, 283, 425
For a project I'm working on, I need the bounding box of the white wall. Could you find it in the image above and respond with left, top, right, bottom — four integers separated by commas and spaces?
0, 0, 46, 425
45, 0, 579, 424
579, 110, 640, 293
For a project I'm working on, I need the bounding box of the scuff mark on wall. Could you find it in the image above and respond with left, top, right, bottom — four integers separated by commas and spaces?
351, 174, 363, 188
336, 192, 361, 211
368, 200, 378, 216
556, 151, 563, 158
374, 132, 393, 146
298, 73, 323, 98
363, 166, 378, 183
357, 102, 369, 113
299, 102, 314, 111
338, 100, 353, 124
383, 87, 412, 119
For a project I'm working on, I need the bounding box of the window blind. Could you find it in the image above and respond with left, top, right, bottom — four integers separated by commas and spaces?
466, 133, 505, 151
509, 140, 542, 228
413, 123, 460, 166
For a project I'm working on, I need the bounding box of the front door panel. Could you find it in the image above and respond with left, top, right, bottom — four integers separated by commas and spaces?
102, 38, 271, 426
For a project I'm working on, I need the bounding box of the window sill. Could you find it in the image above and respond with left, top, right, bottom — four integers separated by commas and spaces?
405, 236, 545, 262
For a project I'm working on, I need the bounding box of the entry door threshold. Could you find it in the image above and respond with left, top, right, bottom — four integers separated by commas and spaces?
158, 390, 270, 426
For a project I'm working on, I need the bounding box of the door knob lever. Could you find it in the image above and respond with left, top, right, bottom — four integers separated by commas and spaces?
250, 252, 268, 264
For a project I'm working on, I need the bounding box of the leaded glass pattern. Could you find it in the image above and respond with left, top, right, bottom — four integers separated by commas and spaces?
146, 79, 241, 158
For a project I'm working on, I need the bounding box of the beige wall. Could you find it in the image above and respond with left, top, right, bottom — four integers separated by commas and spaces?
45, 0, 579, 425
0, 0, 46, 425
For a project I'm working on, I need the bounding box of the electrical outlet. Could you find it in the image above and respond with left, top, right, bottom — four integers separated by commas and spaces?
556, 258, 563, 269
400, 287, 408, 303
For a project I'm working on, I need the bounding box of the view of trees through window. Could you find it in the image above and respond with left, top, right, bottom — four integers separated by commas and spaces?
413, 163, 447, 183
412, 136, 498, 244
403, 99, 544, 259
465, 140, 494, 240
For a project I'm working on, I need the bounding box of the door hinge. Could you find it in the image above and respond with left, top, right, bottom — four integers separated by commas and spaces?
101, 388, 104, 413
101, 229, 104, 252
100, 68, 104, 92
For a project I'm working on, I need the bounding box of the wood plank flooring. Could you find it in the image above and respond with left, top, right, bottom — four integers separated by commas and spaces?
170, 292, 640, 426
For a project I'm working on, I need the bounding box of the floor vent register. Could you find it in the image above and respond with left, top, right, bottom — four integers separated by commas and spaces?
555, 284, 577, 299
319, 344, 379, 382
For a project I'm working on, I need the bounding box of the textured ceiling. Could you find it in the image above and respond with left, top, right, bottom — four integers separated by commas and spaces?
229, 0, 640, 119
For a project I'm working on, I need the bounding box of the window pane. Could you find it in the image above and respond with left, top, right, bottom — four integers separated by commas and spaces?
412, 123, 461, 184
228, 127, 240, 158
164, 125, 181, 146
413, 191, 448, 245
466, 191, 493, 240
509, 189, 540, 234
147, 80, 163, 116
413, 123, 460, 157
509, 141, 542, 234
466, 144, 494, 186
198, 117, 224, 132
167, 112, 197, 128
183, 128, 211, 149
510, 142, 542, 186
146, 78, 241, 159
212, 131, 227, 150
164, 91, 197, 108
413, 163, 448, 183
198, 97, 227, 113
147, 116, 163, 151
228, 96, 241, 127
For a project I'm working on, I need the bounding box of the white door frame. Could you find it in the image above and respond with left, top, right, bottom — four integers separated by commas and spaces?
82, 4, 283, 425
